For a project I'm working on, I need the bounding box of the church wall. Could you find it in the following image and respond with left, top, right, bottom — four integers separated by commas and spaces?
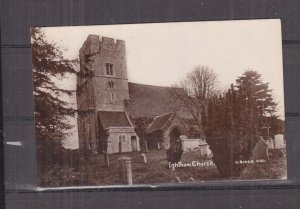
92, 77, 129, 111
107, 127, 140, 153
77, 111, 98, 154
93, 37, 126, 78
80, 35, 129, 112
77, 34, 139, 154
76, 78, 95, 110
92, 36, 129, 111
76, 76, 98, 154
161, 116, 187, 149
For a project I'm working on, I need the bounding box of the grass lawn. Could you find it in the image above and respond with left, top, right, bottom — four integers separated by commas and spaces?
38, 149, 287, 187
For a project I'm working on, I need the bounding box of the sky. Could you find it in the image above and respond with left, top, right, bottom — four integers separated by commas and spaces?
41, 19, 285, 149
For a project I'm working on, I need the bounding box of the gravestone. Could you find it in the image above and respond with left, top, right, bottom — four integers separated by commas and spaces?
274, 134, 285, 149
175, 176, 181, 183
141, 153, 147, 164
251, 137, 269, 160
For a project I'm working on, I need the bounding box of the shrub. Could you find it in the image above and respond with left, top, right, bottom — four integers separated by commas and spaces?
206, 135, 259, 177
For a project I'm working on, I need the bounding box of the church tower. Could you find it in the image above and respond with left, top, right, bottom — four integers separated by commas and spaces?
77, 35, 139, 154
78, 35, 129, 112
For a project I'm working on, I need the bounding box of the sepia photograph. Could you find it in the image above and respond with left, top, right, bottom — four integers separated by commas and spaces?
31, 19, 286, 187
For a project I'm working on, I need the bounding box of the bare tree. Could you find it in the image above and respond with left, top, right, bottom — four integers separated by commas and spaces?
171, 65, 219, 135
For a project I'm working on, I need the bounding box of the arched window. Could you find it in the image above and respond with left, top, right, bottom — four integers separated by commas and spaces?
105, 63, 114, 76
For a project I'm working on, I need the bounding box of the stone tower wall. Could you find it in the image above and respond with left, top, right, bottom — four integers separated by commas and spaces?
77, 34, 130, 153
79, 35, 129, 112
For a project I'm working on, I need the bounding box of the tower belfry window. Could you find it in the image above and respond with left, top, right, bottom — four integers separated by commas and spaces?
105, 63, 114, 76
107, 80, 115, 88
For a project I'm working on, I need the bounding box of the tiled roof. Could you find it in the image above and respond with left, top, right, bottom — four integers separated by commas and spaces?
98, 111, 132, 129
146, 112, 174, 133
127, 82, 190, 118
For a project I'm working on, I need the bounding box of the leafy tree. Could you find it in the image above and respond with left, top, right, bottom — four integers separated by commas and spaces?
31, 27, 77, 165
235, 70, 277, 135
205, 70, 278, 177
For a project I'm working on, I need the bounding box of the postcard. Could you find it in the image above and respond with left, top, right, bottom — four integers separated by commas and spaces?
31, 19, 286, 187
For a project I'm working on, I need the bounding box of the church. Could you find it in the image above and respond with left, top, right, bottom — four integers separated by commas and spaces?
76, 34, 195, 154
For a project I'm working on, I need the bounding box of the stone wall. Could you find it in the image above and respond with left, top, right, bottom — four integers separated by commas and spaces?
77, 111, 98, 154
107, 127, 140, 153
76, 77, 98, 153
79, 34, 129, 112
93, 76, 129, 111
274, 134, 285, 149
77, 34, 130, 154
77, 34, 138, 154
162, 116, 187, 149
76, 78, 95, 110
182, 138, 200, 150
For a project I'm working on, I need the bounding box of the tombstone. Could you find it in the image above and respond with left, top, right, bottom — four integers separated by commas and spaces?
189, 177, 195, 182
141, 153, 147, 164
199, 145, 209, 158
251, 136, 269, 160
182, 136, 206, 152
175, 176, 181, 183
118, 157, 133, 185
274, 134, 285, 149
135, 153, 147, 164
199, 140, 212, 158
265, 138, 274, 149
143, 139, 149, 153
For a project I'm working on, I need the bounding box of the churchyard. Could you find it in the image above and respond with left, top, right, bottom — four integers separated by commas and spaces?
38, 149, 287, 187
